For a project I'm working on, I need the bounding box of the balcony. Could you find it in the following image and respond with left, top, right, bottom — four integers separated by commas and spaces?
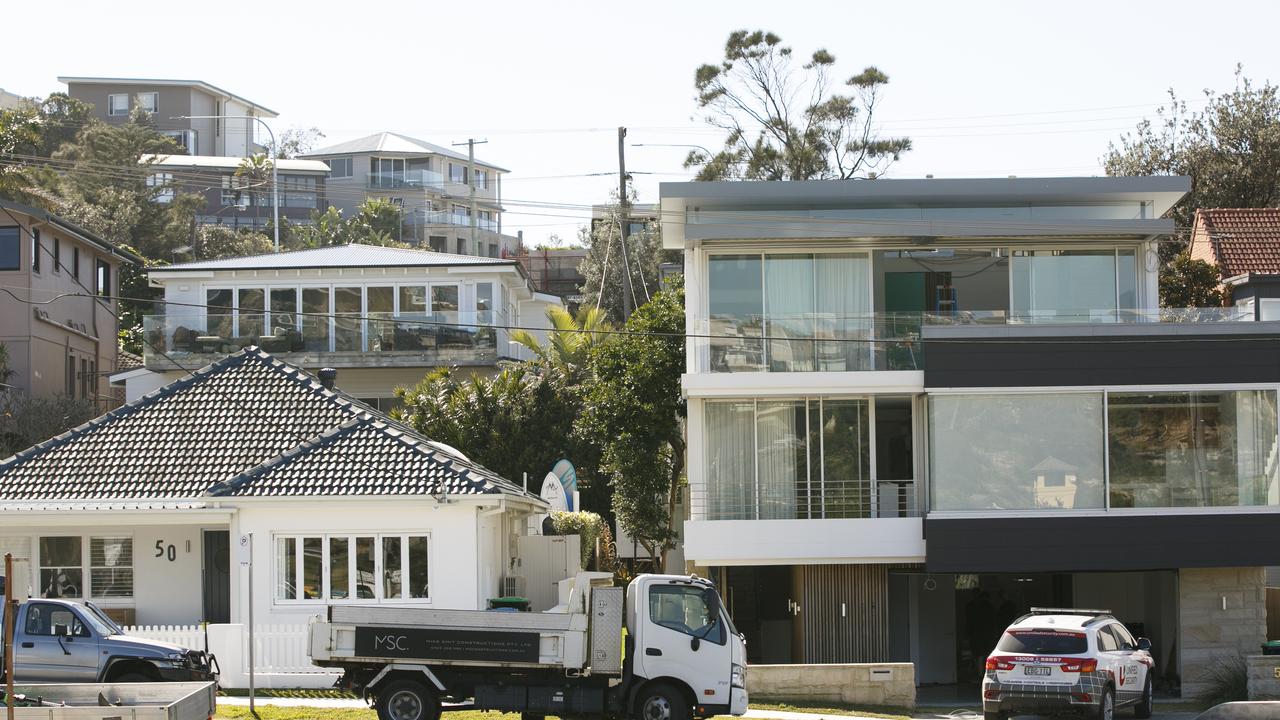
404, 210, 500, 232
694, 308, 1257, 374
367, 170, 445, 191
142, 313, 500, 371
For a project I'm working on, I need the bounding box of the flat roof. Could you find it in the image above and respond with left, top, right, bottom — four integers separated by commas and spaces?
58, 76, 278, 117
659, 176, 1190, 248
152, 242, 521, 273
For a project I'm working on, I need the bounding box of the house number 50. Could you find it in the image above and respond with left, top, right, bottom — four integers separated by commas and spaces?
155, 540, 177, 562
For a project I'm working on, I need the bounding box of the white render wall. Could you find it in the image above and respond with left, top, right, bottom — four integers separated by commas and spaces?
0, 517, 225, 626
228, 498, 506, 628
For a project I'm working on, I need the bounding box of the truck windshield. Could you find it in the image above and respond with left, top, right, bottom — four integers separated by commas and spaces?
81, 602, 121, 636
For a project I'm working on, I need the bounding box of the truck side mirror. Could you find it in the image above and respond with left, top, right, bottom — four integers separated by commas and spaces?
53, 623, 69, 637
690, 637, 700, 652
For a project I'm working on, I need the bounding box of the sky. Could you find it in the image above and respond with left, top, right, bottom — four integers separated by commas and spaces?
5, 0, 1280, 247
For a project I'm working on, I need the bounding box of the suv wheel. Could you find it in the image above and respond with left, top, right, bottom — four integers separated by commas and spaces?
1095, 687, 1115, 720
1134, 675, 1154, 719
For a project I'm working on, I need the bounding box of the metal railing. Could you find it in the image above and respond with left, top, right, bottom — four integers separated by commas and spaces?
695, 479, 918, 520
367, 169, 445, 190
695, 307, 1259, 373
142, 312, 499, 367
405, 210, 499, 232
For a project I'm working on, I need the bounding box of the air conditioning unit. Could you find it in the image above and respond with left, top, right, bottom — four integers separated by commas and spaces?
501, 575, 526, 598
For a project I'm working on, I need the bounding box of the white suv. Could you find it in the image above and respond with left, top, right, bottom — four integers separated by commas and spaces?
982, 608, 1154, 720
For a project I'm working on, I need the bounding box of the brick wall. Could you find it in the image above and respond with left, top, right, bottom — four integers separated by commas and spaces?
1180, 567, 1268, 697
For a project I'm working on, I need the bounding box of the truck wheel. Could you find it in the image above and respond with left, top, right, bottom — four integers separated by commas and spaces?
637, 683, 689, 720
375, 680, 440, 720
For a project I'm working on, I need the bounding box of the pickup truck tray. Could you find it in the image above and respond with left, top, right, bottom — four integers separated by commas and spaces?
3, 681, 216, 720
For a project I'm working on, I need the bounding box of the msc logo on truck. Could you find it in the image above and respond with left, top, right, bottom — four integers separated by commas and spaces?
374, 634, 409, 652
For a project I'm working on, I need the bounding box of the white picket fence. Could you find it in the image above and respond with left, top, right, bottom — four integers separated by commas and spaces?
123, 623, 339, 683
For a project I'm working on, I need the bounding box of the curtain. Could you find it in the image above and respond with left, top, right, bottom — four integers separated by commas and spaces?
764, 255, 815, 371
814, 254, 871, 370
756, 400, 804, 519
704, 402, 756, 520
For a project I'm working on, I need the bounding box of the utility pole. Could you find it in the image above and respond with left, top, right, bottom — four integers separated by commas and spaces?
617, 126, 635, 320
453, 138, 487, 255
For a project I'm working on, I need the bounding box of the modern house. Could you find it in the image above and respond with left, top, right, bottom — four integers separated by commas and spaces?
302, 133, 518, 257
1188, 207, 1280, 320
0, 347, 547, 632
123, 243, 561, 409
59, 77, 277, 157
142, 154, 331, 231
663, 176, 1280, 696
0, 200, 142, 409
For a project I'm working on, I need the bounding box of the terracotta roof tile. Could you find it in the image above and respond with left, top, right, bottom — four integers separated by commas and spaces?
1194, 208, 1280, 277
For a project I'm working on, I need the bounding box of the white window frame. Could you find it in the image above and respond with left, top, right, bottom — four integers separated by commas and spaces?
139, 92, 159, 114
273, 532, 431, 606
35, 534, 135, 602
107, 93, 129, 116
327, 157, 353, 178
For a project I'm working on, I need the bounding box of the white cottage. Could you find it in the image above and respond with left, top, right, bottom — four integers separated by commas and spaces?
0, 349, 547, 631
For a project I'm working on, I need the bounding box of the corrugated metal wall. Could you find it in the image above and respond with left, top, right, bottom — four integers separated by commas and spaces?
795, 564, 890, 663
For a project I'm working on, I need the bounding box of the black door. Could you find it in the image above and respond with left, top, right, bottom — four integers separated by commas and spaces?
202, 530, 231, 624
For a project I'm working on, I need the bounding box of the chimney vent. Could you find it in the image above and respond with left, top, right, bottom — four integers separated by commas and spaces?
318, 368, 337, 390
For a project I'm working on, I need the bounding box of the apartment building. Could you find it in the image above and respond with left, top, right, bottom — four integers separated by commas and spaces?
143, 154, 330, 230
303, 133, 518, 257
125, 243, 560, 409
663, 177, 1279, 695
59, 77, 277, 156
0, 200, 142, 408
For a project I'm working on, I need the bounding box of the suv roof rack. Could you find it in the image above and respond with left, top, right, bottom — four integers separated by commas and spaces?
1015, 607, 1114, 625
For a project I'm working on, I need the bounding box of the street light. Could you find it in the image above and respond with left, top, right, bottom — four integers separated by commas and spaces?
174, 115, 281, 251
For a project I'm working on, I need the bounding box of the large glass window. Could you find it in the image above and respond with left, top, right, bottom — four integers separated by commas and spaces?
277, 534, 427, 603
270, 288, 299, 334
206, 288, 233, 338
238, 288, 265, 338
367, 286, 394, 351
39, 537, 83, 599
334, 286, 362, 351
1011, 249, 1136, 322
89, 537, 132, 598
302, 288, 330, 351
704, 398, 872, 520
708, 255, 763, 372
929, 393, 1106, 511
1108, 390, 1279, 509
708, 253, 870, 372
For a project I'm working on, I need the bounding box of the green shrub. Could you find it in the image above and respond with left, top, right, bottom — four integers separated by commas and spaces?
548, 511, 617, 571
1198, 654, 1249, 706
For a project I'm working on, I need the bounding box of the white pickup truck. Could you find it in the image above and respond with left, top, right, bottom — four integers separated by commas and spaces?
309, 572, 748, 720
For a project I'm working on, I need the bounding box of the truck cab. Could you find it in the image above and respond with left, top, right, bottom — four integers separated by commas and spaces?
0, 598, 216, 684
627, 575, 748, 719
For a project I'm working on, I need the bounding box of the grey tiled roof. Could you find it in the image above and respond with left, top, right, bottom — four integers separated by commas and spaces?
210, 417, 525, 498
303, 132, 509, 172
0, 348, 536, 503
158, 243, 518, 272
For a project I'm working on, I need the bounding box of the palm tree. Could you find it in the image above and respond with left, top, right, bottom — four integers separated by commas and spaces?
509, 306, 612, 375
234, 153, 273, 228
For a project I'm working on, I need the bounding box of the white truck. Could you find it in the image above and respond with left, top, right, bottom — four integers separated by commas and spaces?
309, 573, 748, 720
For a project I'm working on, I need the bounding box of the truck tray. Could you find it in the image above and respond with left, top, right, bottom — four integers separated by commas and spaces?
3, 681, 216, 720
329, 604, 578, 631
